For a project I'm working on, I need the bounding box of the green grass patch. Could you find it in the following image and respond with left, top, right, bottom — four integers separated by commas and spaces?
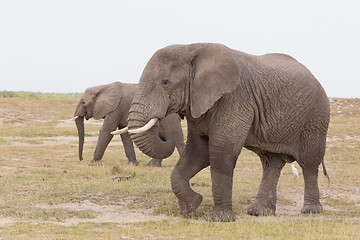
2, 218, 360, 240
0, 125, 78, 137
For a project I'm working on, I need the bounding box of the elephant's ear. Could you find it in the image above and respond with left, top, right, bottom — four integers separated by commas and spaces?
93, 82, 122, 120
188, 44, 242, 119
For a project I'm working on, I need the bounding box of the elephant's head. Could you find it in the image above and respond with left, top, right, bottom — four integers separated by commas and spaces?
74, 82, 122, 160
114, 43, 242, 159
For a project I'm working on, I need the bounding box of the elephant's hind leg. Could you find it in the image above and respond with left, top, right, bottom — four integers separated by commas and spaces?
300, 164, 323, 214
298, 147, 324, 214
247, 153, 286, 216
298, 124, 327, 214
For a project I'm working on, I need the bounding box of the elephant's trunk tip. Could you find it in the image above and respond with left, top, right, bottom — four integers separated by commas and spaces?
75, 116, 85, 161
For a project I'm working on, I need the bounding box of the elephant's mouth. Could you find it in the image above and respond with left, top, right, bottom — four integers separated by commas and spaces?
85, 111, 92, 120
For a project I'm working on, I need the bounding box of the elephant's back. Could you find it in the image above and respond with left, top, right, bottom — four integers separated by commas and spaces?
244, 52, 330, 135
257, 53, 313, 80
255, 53, 328, 101
115, 82, 139, 100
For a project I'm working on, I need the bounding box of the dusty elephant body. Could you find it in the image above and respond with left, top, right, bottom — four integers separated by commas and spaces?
115, 43, 330, 222
74, 82, 185, 166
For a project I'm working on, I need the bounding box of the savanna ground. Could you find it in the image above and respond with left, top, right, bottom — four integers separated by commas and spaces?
0, 92, 359, 239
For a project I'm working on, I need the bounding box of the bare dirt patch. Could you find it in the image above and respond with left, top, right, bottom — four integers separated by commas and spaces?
0, 217, 15, 227
276, 188, 346, 216
36, 200, 171, 226
1, 136, 105, 147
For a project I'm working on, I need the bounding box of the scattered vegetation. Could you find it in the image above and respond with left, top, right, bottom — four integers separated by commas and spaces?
0, 91, 81, 99
0, 95, 359, 239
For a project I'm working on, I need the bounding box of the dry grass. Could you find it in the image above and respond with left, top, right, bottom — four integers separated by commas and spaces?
0, 96, 359, 239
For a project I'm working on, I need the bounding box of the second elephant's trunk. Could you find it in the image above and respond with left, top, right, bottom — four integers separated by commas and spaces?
75, 116, 85, 161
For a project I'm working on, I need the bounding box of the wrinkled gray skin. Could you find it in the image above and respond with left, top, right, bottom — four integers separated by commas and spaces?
74, 82, 185, 167
126, 43, 330, 222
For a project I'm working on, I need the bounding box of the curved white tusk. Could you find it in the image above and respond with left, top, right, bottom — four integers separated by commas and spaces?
71, 115, 80, 121
111, 127, 129, 135
128, 118, 158, 134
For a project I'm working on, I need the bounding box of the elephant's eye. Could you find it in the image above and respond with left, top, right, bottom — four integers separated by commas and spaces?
81, 101, 85, 105
161, 79, 169, 85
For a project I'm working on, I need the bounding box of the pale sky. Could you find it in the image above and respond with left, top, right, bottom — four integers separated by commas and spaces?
1, 0, 359, 97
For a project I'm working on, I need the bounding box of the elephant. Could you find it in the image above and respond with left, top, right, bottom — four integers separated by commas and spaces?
113, 43, 330, 222
73, 82, 185, 167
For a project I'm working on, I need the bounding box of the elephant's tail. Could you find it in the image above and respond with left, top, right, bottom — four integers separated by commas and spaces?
322, 160, 330, 183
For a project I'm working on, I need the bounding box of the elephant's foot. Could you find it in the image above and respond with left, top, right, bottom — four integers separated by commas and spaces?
247, 202, 275, 216
301, 202, 323, 214
147, 158, 162, 167
207, 208, 236, 222
88, 160, 103, 166
127, 160, 139, 166
178, 192, 203, 215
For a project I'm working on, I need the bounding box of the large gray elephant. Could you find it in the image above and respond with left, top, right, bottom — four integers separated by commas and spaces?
113, 43, 330, 222
73, 82, 185, 167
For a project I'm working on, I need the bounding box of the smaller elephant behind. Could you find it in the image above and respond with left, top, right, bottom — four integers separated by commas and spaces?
73, 82, 185, 166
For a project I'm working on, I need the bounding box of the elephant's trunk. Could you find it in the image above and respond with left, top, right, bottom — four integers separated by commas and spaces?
75, 116, 85, 161
128, 103, 175, 159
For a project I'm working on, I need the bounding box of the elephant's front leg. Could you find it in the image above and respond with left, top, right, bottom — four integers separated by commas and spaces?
120, 133, 139, 166
171, 128, 210, 216
89, 118, 117, 165
208, 144, 239, 222
247, 153, 285, 216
